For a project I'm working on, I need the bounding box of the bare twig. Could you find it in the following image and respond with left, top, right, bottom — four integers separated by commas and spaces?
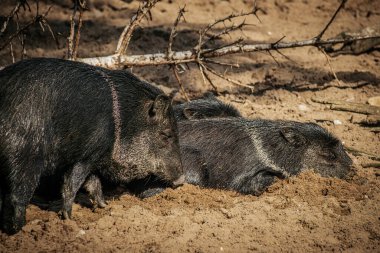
168, 6, 186, 58
67, 2, 77, 59
204, 59, 239, 68
202, 20, 250, 47
0, 5, 53, 51
315, 0, 347, 40
10, 42, 15, 63
73, 5, 84, 59
0, 0, 30, 35
200, 62, 253, 90
362, 162, 380, 168
198, 62, 218, 92
312, 97, 380, 115
319, 47, 342, 85
345, 146, 380, 161
172, 65, 189, 101
67, 0, 86, 60
115, 0, 159, 55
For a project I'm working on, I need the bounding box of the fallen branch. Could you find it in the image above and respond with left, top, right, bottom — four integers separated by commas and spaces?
361, 162, 380, 169
312, 97, 380, 115
76, 0, 380, 70
353, 115, 380, 126
330, 103, 380, 115
323, 25, 380, 56
345, 146, 380, 161
77, 34, 380, 68
368, 127, 380, 133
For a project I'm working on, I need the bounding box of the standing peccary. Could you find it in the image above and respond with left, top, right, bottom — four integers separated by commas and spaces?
173, 93, 241, 121
0, 58, 184, 234
179, 118, 353, 195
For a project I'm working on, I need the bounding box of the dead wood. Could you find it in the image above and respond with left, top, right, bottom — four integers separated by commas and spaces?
312, 97, 380, 115
357, 115, 380, 126
330, 104, 380, 115
368, 127, 380, 133
361, 162, 380, 169
345, 146, 380, 161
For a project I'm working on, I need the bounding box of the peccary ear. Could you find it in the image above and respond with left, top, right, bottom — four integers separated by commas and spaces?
183, 108, 201, 120
203, 92, 217, 100
149, 95, 171, 120
280, 127, 306, 147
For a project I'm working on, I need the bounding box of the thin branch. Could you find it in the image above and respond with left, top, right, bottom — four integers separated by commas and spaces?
198, 62, 218, 92
200, 62, 253, 90
204, 59, 239, 68
10, 42, 15, 63
202, 20, 249, 47
172, 65, 190, 101
73, 4, 85, 59
0, 5, 52, 51
202, 8, 259, 35
168, 6, 186, 58
0, 0, 30, 35
274, 48, 295, 63
115, 0, 159, 55
67, 0, 86, 60
315, 0, 347, 40
67, 1, 77, 59
318, 47, 342, 85
266, 50, 280, 66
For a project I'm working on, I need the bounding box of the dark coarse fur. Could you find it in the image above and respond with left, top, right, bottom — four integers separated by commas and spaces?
173, 93, 241, 121
0, 58, 183, 234
179, 118, 353, 195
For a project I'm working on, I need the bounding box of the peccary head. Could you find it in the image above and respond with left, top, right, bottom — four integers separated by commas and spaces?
174, 93, 241, 121
273, 122, 353, 178
110, 94, 184, 187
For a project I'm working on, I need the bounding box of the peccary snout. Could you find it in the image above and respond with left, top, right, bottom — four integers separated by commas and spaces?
172, 175, 186, 187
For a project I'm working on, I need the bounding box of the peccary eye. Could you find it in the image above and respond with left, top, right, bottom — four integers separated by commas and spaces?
160, 130, 173, 139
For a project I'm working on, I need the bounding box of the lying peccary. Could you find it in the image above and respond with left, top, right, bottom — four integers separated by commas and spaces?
178, 118, 352, 195
0, 58, 183, 234
132, 118, 353, 198
173, 93, 241, 121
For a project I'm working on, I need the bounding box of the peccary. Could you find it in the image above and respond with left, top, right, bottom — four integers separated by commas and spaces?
130, 117, 353, 198
0, 58, 183, 234
32, 94, 242, 203
179, 118, 353, 195
173, 93, 241, 121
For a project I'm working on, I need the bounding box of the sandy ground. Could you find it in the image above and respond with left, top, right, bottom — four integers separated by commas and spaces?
0, 0, 379, 252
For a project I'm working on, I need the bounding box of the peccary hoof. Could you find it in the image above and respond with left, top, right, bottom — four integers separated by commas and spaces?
59, 209, 72, 220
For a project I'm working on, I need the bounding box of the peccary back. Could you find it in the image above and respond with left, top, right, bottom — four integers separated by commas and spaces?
179, 118, 352, 195
0, 58, 183, 234
173, 94, 241, 121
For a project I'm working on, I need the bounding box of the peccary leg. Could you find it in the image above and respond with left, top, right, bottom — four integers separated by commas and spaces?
83, 174, 107, 209
61, 163, 91, 219
233, 169, 281, 195
1, 160, 42, 234
137, 187, 165, 199
0, 186, 3, 220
